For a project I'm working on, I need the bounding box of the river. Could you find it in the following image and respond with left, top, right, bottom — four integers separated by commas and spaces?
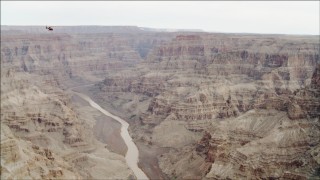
73, 91, 149, 180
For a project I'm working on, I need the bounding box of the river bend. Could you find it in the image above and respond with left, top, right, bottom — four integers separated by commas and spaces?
74, 92, 149, 180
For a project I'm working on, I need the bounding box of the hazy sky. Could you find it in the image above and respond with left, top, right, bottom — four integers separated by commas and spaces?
1, 1, 319, 35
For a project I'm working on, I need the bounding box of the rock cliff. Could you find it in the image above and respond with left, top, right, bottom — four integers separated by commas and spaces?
95, 33, 320, 179
1, 26, 178, 179
1, 26, 319, 179
1, 47, 134, 179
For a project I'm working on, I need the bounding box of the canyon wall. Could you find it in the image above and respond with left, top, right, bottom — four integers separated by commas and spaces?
95, 33, 320, 179
1, 27, 152, 179
1, 26, 319, 179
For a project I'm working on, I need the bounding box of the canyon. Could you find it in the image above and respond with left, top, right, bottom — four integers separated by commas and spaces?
1, 26, 319, 179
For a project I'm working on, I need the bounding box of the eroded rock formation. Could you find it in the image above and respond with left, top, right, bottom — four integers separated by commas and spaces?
1, 26, 319, 179
95, 33, 320, 179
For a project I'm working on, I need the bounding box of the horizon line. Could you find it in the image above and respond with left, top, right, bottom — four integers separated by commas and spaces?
1, 25, 319, 36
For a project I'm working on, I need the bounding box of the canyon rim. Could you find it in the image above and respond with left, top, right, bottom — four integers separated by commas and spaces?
1, 25, 320, 180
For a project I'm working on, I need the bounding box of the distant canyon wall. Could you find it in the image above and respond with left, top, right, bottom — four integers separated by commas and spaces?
1, 26, 319, 179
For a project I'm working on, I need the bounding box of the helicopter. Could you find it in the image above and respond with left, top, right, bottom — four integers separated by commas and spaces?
46, 26, 53, 31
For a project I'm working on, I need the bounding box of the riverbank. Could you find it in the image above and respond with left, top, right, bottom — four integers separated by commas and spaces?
73, 85, 169, 179
71, 84, 168, 179
72, 90, 149, 180
71, 93, 127, 156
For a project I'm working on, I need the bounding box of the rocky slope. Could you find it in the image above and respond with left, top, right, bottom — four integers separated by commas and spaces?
0, 26, 178, 179
1, 26, 319, 179
94, 34, 320, 179
0, 66, 135, 179
1, 27, 144, 178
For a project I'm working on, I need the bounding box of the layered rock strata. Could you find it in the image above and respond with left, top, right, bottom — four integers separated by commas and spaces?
1, 68, 133, 179
2, 26, 319, 179
95, 34, 320, 179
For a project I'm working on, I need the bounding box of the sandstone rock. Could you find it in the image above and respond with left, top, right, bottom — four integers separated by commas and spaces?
2, 26, 319, 179
94, 33, 319, 179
